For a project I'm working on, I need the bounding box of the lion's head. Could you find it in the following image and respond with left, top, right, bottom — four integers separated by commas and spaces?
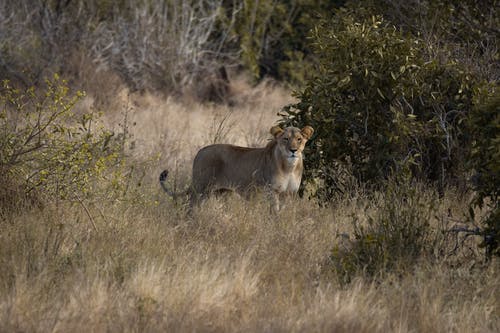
270, 125, 314, 164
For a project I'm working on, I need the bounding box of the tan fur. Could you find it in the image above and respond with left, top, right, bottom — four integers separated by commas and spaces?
160, 125, 314, 211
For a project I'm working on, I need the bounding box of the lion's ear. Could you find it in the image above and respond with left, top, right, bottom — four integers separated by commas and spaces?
270, 126, 284, 138
301, 126, 314, 140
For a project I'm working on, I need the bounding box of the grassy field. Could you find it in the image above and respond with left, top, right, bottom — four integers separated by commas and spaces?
0, 80, 498, 332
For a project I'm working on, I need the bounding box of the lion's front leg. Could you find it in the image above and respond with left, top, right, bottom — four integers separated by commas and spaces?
278, 191, 299, 213
267, 189, 281, 214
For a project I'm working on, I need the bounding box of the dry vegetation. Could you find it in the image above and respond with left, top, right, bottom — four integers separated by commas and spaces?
0, 79, 498, 332
1, 1, 497, 331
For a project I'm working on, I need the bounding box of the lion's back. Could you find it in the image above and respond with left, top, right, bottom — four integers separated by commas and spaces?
192, 144, 270, 193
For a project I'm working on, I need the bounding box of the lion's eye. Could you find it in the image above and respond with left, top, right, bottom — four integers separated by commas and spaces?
297, 138, 302, 142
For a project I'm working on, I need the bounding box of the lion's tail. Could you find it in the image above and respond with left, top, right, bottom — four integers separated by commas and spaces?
159, 170, 189, 200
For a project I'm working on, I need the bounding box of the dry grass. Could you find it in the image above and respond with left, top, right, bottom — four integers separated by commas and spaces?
0, 82, 498, 332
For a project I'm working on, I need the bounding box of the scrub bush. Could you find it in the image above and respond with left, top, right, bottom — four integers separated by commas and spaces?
0, 75, 122, 211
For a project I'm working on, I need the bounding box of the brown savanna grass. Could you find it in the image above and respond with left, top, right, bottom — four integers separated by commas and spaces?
0, 80, 498, 332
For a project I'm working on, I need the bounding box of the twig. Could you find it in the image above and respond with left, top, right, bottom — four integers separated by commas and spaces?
73, 193, 98, 232
447, 226, 482, 235
446, 226, 483, 257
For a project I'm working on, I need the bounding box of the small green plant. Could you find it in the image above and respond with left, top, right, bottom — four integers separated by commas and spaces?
331, 179, 438, 283
0, 75, 122, 210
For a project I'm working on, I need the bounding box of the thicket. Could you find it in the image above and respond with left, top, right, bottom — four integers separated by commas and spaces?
0, 0, 348, 99
0, 0, 241, 101
2, 1, 497, 91
281, 14, 477, 193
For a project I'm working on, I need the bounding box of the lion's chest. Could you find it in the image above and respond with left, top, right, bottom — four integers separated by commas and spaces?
272, 172, 301, 194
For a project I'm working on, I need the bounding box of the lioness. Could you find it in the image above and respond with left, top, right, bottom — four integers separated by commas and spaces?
159, 125, 314, 211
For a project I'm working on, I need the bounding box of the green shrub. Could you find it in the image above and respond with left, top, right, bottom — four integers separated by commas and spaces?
280, 13, 477, 199
0, 75, 122, 211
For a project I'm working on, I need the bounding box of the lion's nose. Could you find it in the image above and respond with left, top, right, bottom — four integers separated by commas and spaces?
290, 149, 297, 154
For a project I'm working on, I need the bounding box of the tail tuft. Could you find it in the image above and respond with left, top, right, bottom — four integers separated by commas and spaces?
159, 169, 187, 199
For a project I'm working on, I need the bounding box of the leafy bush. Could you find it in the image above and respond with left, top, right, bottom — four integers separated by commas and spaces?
0, 75, 122, 211
280, 13, 477, 199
